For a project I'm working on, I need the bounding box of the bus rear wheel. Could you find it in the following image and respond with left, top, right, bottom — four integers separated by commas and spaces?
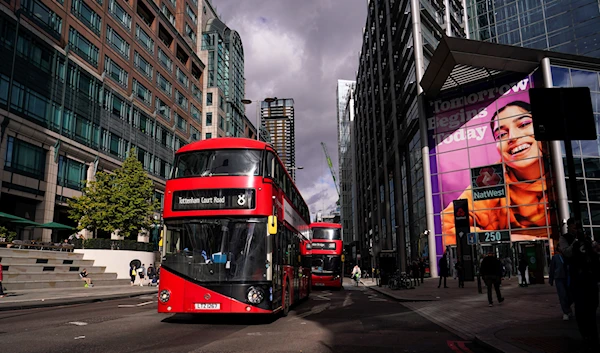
282, 282, 290, 317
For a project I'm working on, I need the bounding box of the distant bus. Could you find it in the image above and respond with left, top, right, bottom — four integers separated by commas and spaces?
310, 222, 343, 289
158, 138, 311, 315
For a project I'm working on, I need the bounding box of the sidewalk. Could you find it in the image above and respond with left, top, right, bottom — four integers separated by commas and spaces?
0, 284, 157, 311
365, 276, 599, 353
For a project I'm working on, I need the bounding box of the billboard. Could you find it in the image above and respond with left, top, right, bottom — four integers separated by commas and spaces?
427, 75, 554, 246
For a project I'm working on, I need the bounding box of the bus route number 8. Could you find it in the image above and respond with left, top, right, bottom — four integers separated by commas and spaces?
484, 231, 501, 242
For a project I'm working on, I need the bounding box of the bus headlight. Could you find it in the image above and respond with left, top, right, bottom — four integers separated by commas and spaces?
246, 286, 265, 304
159, 289, 171, 303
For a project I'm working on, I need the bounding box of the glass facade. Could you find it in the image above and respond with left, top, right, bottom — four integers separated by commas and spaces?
468, 0, 600, 57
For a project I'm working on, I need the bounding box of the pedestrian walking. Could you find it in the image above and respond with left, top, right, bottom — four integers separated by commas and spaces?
411, 260, 420, 286
0, 262, 5, 297
130, 264, 137, 286
454, 260, 465, 288
138, 264, 146, 286
419, 258, 426, 284
503, 256, 513, 279
549, 247, 573, 320
438, 253, 449, 288
147, 264, 156, 286
560, 218, 600, 351
480, 251, 504, 307
518, 253, 529, 287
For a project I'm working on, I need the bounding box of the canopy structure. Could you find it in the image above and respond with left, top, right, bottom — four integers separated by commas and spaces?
35, 222, 76, 230
0, 212, 40, 226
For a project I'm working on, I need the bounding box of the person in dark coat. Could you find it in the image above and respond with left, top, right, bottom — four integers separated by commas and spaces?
454, 260, 465, 288
480, 251, 504, 306
418, 258, 426, 283
438, 253, 449, 288
518, 252, 529, 287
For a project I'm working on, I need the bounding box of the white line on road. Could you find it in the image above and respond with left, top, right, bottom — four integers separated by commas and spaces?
118, 301, 156, 308
74, 336, 86, 340
136, 301, 154, 307
314, 291, 332, 301
343, 293, 354, 307
68, 322, 88, 326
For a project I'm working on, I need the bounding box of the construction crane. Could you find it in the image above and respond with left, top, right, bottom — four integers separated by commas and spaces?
321, 142, 340, 197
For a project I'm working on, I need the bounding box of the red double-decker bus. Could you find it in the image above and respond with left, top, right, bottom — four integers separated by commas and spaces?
310, 222, 343, 289
158, 138, 311, 315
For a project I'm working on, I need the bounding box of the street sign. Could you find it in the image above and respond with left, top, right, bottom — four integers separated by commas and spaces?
467, 233, 477, 245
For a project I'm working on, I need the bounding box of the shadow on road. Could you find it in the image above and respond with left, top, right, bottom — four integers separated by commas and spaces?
161, 313, 279, 325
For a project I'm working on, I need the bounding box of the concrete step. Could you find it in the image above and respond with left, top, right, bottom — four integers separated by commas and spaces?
0, 248, 84, 261
4, 278, 132, 290
4, 264, 106, 274
5, 272, 118, 282
0, 257, 95, 266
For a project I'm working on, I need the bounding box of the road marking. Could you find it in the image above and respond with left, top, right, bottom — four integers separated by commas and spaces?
118, 300, 156, 308
447, 340, 474, 353
136, 301, 154, 307
366, 293, 387, 302
74, 336, 86, 340
342, 293, 353, 307
314, 291, 332, 301
68, 322, 88, 326
292, 303, 331, 320
247, 332, 262, 336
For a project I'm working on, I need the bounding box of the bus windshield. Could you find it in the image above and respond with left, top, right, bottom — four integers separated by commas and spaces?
163, 218, 267, 283
312, 228, 341, 240
172, 149, 262, 178
311, 254, 341, 274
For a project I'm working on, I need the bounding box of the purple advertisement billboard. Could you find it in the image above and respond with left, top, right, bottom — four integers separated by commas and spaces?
427, 75, 554, 247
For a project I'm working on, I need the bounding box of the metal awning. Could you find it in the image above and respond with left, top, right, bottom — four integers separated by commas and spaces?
421, 35, 600, 97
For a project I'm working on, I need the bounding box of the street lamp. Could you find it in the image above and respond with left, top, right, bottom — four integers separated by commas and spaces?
241, 97, 277, 140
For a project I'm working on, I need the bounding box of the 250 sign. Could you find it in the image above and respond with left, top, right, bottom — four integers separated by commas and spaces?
477, 230, 510, 243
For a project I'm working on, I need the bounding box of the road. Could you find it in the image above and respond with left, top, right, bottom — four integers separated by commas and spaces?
0, 284, 491, 353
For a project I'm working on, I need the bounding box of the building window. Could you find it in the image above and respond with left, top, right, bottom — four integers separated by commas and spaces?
134, 110, 154, 136
155, 97, 171, 120
158, 48, 172, 72
134, 51, 153, 80
4, 136, 46, 179
219, 95, 224, 110
219, 115, 224, 130
157, 73, 172, 96
176, 67, 189, 88
136, 24, 155, 54
206, 92, 212, 106
192, 84, 202, 103
108, 134, 122, 157
205, 132, 212, 139
206, 112, 212, 126
190, 104, 200, 122
161, 4, 175, 26
106, 26, 130, 59
133, 79, 151, 105
71, 0, 102, 35
186, 4, 197, 25
108, 0, 132, 30
190, 126, 200, 141
185, 23, 196, 45
175, 89, 188, 110
57, 156, 87, 190
104, 56, 128, 87
175, 113, 187, 132
69, 27, 99, 67
21, 0, 63, 39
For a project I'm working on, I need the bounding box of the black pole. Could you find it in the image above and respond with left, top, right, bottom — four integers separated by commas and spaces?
564, 140, 581, 220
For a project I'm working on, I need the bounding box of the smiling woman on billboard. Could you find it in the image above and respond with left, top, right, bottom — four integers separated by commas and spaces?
438, 85, 551, 245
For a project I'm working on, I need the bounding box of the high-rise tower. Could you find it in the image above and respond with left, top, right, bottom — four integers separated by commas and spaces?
261, 98, 296, 180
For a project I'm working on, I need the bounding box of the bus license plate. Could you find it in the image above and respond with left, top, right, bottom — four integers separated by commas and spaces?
195, 303, 220, 310
315, 283, 325, 286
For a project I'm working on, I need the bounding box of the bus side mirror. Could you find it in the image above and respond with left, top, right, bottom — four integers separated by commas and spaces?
268, 215, 277, 235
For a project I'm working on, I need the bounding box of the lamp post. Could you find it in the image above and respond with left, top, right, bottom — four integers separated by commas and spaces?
241, 97, 277, 140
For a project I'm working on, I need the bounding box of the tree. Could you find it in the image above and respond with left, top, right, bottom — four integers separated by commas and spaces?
68, 150, 158, 238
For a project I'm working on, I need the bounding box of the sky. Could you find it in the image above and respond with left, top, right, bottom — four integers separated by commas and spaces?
212, 0, 367, 220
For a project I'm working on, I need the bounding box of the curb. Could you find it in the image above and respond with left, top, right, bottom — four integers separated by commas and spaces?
0, 292, 155, 312
368, 285, 436, 302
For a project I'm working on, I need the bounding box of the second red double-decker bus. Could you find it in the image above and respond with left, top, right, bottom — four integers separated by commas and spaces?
158, 138, 311, 316
310, 222, 343, 289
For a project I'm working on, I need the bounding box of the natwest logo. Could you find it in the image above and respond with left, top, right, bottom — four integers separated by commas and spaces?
475, 167, 502, 187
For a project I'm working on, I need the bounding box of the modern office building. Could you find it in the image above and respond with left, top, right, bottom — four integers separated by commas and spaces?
353, 0, 465, 274
0, 0, 204, 241
198, 0, 251, 140
354, 0, 600, 278
336, 80, 356, 247
466, 0, 600, 57
261, 98, 296, 180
